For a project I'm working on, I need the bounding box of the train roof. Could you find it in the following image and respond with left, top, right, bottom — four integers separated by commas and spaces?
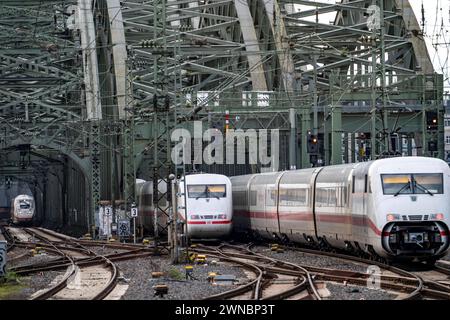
14, 194, 34, 199
368, 156, 450, 174
184, 173, 231, 184
229, 157, 449, 182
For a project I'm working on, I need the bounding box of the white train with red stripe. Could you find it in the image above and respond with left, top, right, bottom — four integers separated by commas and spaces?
178, 174, 232, 239
136, 174, 232, 239
10, 195, 35, 225
231, 157, 450, 264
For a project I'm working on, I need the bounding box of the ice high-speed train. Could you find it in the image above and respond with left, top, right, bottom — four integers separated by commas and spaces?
231, 157, 450, 263
136, 174, 232, 238
10, 195, 35, 224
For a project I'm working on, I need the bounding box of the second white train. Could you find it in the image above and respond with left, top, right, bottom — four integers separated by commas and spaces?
136, 173, 232, 239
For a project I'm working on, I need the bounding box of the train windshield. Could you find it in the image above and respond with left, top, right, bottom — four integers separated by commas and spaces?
187, 184, 226, 199
19, 201, 31, 209
381, 173, 443, 195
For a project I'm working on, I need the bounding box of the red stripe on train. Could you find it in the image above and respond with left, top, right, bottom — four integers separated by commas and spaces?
188, 220, 231, 225
234, 210, 382, 236
318, 214, 382, 236
212, 220, 231, 224
235, 210, 313, 221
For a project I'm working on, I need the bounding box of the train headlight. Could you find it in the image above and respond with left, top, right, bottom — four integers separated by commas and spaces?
386, 214, 400, 222
190, 215, 200, 220
217, 214, 227, 219
430, 213, 444, 220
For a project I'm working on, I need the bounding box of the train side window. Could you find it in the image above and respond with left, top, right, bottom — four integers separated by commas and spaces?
265, 189, 276, 206
342, 186, 347, 206
279, 188, 307, 206
144, 194, 153, 205
329, 188, 337, 206
352, 176, 355, 193
316, 188, 335, 207
250, 190, 257, 206
232, 191, 243, 206
364, 175, 368, 193
336, 188, 340, 207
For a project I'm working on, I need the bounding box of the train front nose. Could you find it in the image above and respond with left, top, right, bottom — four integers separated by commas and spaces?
188, 221, 232, 239
382, 221, 449, 259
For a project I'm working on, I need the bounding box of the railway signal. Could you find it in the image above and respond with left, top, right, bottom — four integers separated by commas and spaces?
426, 111, 438, 131
307, 131, 319, 154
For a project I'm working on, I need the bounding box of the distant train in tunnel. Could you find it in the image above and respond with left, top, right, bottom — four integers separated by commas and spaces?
10, 195, 35, 225
135, 173, 233, 239
0, 180, 35, 224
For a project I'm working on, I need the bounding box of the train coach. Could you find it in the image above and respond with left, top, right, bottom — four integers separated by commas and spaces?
136, 178, 169, 234
136, 173, 232, 239
178, 173, 232, 239
231, 157, 450, 264
10, 195, 35, 225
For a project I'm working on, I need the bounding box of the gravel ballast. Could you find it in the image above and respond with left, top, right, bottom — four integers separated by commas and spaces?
323, 283, 396, 300
4, 241, 402, 300
252, 245, 370, 273
440, 251, 450, 262
251, 245, 397, 300
115, 256, 248, 300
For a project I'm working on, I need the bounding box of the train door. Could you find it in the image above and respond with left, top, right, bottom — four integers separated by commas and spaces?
248, 182, 262, 233
310, 168, 323, 242
351, 164, 370, 243
264, 185, 279, 236
273, 172, 286, 238
362, 173, 368, 237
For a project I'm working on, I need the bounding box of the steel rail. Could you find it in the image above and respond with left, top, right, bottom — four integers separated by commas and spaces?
282, 245, 424, 300
220, 243, 322, 300
23, 228, 77, 300
194, 245, 265, 300
195, 244, 310, 300
23, 228, 118, 300
1, 226, 15, 252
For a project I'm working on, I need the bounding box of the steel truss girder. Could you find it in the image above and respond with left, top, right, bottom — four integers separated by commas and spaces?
107, 0, 443, 215
0, 1, 84, 149
0, 0, 104, 232
113, 0, 440, 111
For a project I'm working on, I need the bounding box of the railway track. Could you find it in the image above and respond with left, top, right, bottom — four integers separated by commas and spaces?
192, 242, 450, 300
271, 244, 450, 300
22, 228, 118, 300
0, 224, 15, 252
2, 226, 164, 300
193, 243, 322, 300
4, 226, 450, 300
222, 243, 322, 300
396, 263, 450, 299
